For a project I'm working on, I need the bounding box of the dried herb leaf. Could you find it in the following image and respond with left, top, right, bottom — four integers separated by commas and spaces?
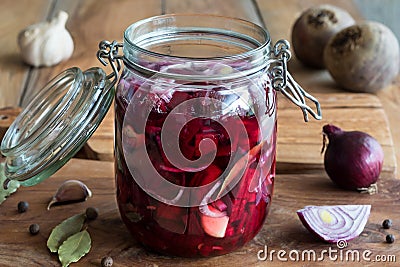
58, 230, 91, 267
47, 213, 86, 253
0, 162, 20, 205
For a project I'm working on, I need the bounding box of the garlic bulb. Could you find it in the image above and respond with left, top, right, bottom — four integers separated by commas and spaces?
18, 11, 74, 67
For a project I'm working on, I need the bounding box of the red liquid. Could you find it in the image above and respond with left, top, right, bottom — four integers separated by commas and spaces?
115, 70, 276, 257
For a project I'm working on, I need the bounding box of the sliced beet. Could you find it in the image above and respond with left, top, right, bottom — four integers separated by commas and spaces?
194, 131, 219, 157
189, 164, 222, 187
115, 64, 276, 256
153, 202, 188, 234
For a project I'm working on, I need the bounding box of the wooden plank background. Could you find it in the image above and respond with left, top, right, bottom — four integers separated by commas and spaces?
1, 159, 398, 266
1, 0, 399, 175
1, 1, 400, 266
3, 0, 398, 175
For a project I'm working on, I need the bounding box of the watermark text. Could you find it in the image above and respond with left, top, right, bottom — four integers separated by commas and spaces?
257, 240, 396, 263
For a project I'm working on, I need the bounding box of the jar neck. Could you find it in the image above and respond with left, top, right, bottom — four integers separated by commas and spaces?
122, 14, 271, 81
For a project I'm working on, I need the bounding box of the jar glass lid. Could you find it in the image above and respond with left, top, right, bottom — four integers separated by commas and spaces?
1, 67, 114, 187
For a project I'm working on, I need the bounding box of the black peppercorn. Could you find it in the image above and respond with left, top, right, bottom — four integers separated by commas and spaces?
101, 256, 113, 267
17, 201, 29, 213
386, 234, 395, 244
382, 219, 393, 229
86, 207, 99, 220
29, 223, 40, 235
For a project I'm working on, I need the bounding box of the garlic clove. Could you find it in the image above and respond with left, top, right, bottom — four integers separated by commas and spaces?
18, 10, 74, 67
47, 180, 92, 210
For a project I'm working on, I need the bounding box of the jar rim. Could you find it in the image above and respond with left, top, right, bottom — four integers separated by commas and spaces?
123, 13, 271, 61
1, 67, 114, 187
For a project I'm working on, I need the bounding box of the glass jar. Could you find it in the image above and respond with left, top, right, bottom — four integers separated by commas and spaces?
1, 14, 321, 259
112, 14, 320, 257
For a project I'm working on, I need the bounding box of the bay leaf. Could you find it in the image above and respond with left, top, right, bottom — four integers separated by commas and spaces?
0, 162, 20, 205
47, 213, 86, 253
58, 230, 91, 267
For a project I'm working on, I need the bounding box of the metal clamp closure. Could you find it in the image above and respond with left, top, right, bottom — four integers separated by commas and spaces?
269, 40, 322, 122
97, 40, 123, 87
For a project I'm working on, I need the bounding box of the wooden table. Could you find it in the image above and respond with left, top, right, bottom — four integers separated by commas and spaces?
1, 1, 400, 266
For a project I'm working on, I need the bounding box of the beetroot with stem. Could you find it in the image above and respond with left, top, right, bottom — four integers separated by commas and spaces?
322, 124, 384, 193
291, 4, 355, 68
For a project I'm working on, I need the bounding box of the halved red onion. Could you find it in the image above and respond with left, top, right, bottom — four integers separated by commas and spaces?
297, 205, 371, 243
216, 141, 263, 199
212, 199, 228, 212
199, 181, 230, 238
199, 181, 227, 218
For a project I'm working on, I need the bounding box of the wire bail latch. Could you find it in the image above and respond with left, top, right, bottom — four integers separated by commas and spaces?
97, 40, 123, 87
269, 39, 322, 122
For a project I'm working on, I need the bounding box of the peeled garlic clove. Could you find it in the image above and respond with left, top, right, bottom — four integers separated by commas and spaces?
47, 180, 92, 210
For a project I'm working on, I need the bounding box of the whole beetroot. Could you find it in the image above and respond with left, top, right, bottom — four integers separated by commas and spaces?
291, 4, 355, 68
324, 21, 400, 93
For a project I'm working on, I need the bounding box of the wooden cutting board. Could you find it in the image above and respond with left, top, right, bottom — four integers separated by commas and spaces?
88, 92, 397, 178
0, 159, 398, 266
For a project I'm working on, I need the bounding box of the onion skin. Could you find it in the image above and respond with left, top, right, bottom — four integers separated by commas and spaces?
322, 124, 383, 192
324, 21, 400, 93
291, 4, 355, 68
297, 205, 371, 243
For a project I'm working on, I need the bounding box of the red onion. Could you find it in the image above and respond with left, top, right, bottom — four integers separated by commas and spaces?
200, 205, 230, 238
321, 124, 383, 194
198, 181, 230, 238
297, 205, 371, 243
199, 204, 227, 218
